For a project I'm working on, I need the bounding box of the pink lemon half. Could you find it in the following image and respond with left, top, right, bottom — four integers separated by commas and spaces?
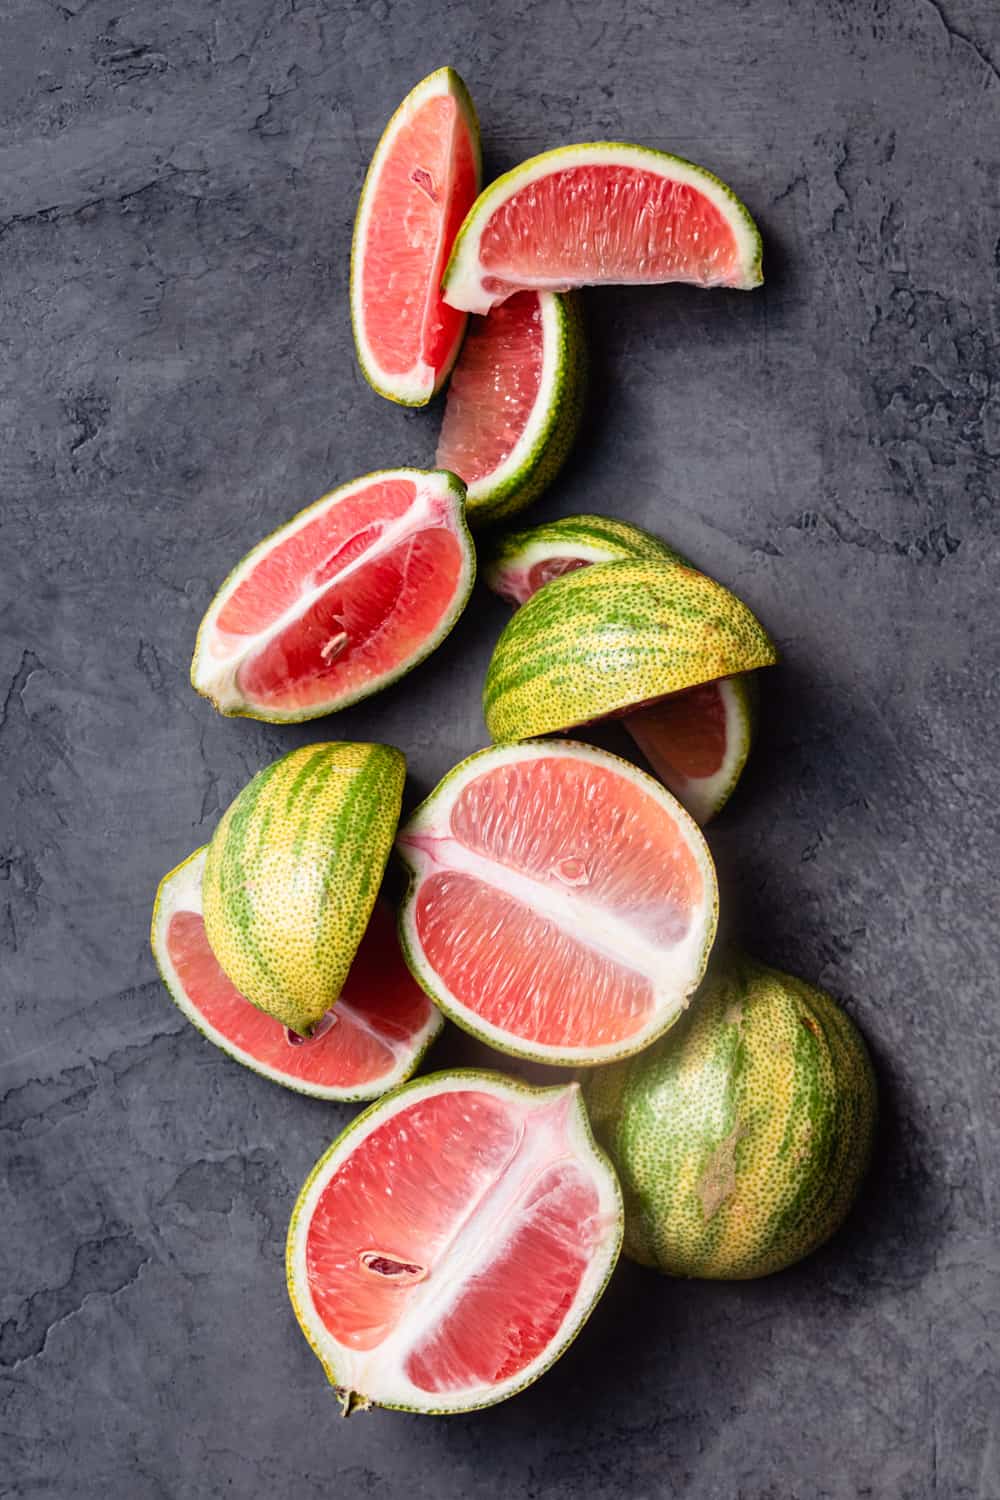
443, 142, 762, 315
351, 67, 481, 405
286, 1070, 622, 1413
396, 741, 718, 1066
151, 847, 443, 1100
191, 469, 474, 722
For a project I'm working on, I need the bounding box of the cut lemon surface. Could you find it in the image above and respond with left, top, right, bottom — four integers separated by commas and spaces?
191, 469, 474, 723
286, 1070, 622, 1413
351, 67, 481, 405
443, 142, 762, 315
397, 741, 718, 1066
152, 848, 442, 1100
435, 290, 584, 525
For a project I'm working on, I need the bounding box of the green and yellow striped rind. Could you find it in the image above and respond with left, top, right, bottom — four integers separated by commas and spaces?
202, 743, 405, 1036
466, 292, 587, 527
483, 556, 778, 742
350, 67, 482, 406
583, 954, 877, 1279
286, 1069, 623, 1414
485, 512, 690, 597
443, 142, 763, 314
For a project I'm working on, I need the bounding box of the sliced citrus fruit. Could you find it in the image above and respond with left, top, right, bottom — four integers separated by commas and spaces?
191, 469, 474, 722
435, 290, 585, 525
624, 674, 757, 825
584, 953, 876, 1279
286, 1070, 622, 1412
202, 743, 405, 1036
483, 556, 776, 750
397, 741, 718, 1065
443, 142, 763, 315
152, 849, 442, 1100
485, 514, 756, 823
485, 511, 688, 604
351, 67, 481, 405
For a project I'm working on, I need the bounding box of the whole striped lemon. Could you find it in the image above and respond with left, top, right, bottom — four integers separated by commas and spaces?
201, 743, 405, 1036
583, 954, 877, 1279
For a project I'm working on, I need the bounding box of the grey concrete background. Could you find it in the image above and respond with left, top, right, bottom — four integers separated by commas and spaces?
2, 0, 999, 1495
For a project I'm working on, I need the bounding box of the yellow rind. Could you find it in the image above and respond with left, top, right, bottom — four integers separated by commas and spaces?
201, 743, 405, 1036
483, 556, 778, 741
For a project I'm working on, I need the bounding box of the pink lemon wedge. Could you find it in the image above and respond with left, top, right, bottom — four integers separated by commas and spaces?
396, 741, 718, 1066
442, 142, 762, 315
351, 67, 481, 405
190, 469, 474, 722
435, 290, 585, 525
151, 847, 442, 1100
286, 1070, 622, 1413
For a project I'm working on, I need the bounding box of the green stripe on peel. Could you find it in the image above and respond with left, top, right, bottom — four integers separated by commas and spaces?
483, 556, 778, 742
485, 513, 689, 600
583, 954, 877, 1279
202, 743, 405, 1036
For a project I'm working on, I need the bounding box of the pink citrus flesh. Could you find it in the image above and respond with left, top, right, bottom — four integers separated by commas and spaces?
398, 744, 717, 1064
157, 857, 440, 1097
287, 1074, 622, 1411
355, 78, 479, 398
436, 291, 545, 486
192, 472, 472, 720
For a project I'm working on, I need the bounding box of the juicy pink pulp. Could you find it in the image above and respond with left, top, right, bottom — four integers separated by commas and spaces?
209, 478, 465, 714
359, 92, 478, 380
166, 899, 434, 1089
305, 1087, 607, 1394
402, 754, 705, 1049
477, 164, 740, 303
436, 291, 544, 486
626, 680, 728, 783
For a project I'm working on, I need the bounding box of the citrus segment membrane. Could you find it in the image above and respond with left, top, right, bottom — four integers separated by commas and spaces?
351, 68, 481, 404
191, 469, 474, 722
397, 742, 718, 1064
444, 143, 763, 315
152, 849, 441, 1100
286, 1072, 623, 1412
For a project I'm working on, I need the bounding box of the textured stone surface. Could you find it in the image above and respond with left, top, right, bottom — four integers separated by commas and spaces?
2, 0, 999, 1495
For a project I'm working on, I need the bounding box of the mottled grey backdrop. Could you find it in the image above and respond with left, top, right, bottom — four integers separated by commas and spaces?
2, 0, 998, 1496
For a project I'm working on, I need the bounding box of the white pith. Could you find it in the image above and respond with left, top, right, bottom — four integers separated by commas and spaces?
190, 470, 471, 717
286, 1073, 622, 1412
443, 142, 762, 314
439, 291, 564, 501
352, 69, 475, 403
152, 849, 442, 1100
625, 675, 752, 826
398, 740, 718, 1065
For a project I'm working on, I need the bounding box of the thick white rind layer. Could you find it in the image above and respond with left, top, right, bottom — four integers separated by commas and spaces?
189, 468, 474, 722
151, 848, 443, 1100
443, 142, 763, 314
397, 740, 719, 1065
285, 1072, 623, 1413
